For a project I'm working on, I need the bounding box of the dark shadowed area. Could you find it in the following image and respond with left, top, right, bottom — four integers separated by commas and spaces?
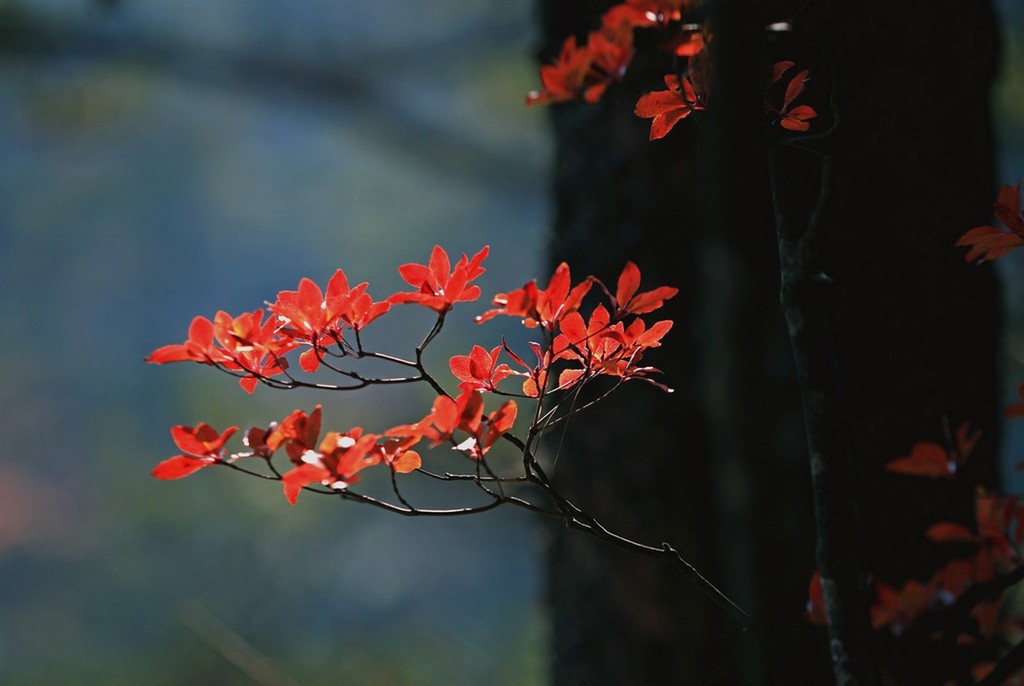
0, 1, 550, 684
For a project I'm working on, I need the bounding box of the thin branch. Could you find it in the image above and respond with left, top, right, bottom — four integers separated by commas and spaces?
388, 466, 416, 511
771, 138, 879, 683
524, 472, 751, 627
338, 488, 505, 517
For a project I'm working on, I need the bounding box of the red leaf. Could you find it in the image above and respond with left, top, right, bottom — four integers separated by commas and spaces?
885, 442, 954, 478
299, 348, 320, 374
390, 246, 489, 313
477, 261, 591, 331
782, 69, 809, 111
282, 463, 328, 505
152, 455, 213, 480
557, 368, 587, 389
389, 449, 421, 474
171, 423, 237, 457
267, 406, 322, 462
770, 60, 795, 85
635, 74, 704, 141
615, 261, 641, 308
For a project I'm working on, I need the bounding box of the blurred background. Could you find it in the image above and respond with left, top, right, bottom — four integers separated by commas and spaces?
0, 1, 550, 684
2, 1, 1024, 685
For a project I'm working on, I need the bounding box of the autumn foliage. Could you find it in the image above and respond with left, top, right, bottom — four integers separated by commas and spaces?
527, 0, 817, 140
521, 0, 1024, 677
797, 184, 1024, 682
144, 5, 1024, 681
958, 183, 1024, 263
148, 246, 678, 509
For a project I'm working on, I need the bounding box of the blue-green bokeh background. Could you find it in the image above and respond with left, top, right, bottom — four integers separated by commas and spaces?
3, 1, 1024, 684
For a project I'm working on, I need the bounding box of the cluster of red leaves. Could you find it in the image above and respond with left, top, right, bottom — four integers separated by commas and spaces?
807, 420, 1024, 679
477, 261, 591, 331
386, 391, 517, 462
146, 310, 297, 394
633, 23, 711, 140
151, 423, 239, 480
146, 246, 488, 393
526, 0, 704, 107
852, 488, 1024, 685
388, 245, 489, 313
957, 183, 1024, 263
530, 4, 818, 141
552, 304, 672, 390
764, 60, 818, 132
635, 72, 707, 141
152, 395, 517, 505
474, 260, 678, 396
270, 406, 422, 505
525, 25, 634, 106
268, 269, 390, 373
149, 246, 679, 506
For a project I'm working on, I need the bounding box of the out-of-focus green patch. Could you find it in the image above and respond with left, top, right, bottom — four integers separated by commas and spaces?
997, 25, 1024, 148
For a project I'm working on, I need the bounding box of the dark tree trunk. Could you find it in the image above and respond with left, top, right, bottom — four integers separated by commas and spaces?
537, 1, 819, 684
771, 1, 1003, 682
536, 0, 1001, 684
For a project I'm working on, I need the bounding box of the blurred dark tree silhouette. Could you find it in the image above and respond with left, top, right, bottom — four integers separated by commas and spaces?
537, 0, 1001, 683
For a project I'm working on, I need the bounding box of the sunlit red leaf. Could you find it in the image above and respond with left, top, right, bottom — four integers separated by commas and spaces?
635, 74, 705, 140
146, 316, 222, 366
380, 437, 422, 474
668, 30, 704, 57
317, 429, 381, 486
154, 423, 238, 481
526, 27, 634, 107
154, 308, 294, 393
270, 269, 391, 364
151, 455, 214, 480
765, 62, 817, 133
779, 105, 817, 132
389, 246, 489, 313
282, 463, 329, 505
267, 406, 322, 463
482, 400, 518, 452
611, 261, 678, 316
478, 262, 592, 331
449, 345, 513, 392
171, 423, 238, 457
783, 69, 808, 111
527, 36, 593, 106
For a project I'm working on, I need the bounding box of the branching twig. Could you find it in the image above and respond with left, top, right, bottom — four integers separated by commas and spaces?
771, 142, 879, 683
